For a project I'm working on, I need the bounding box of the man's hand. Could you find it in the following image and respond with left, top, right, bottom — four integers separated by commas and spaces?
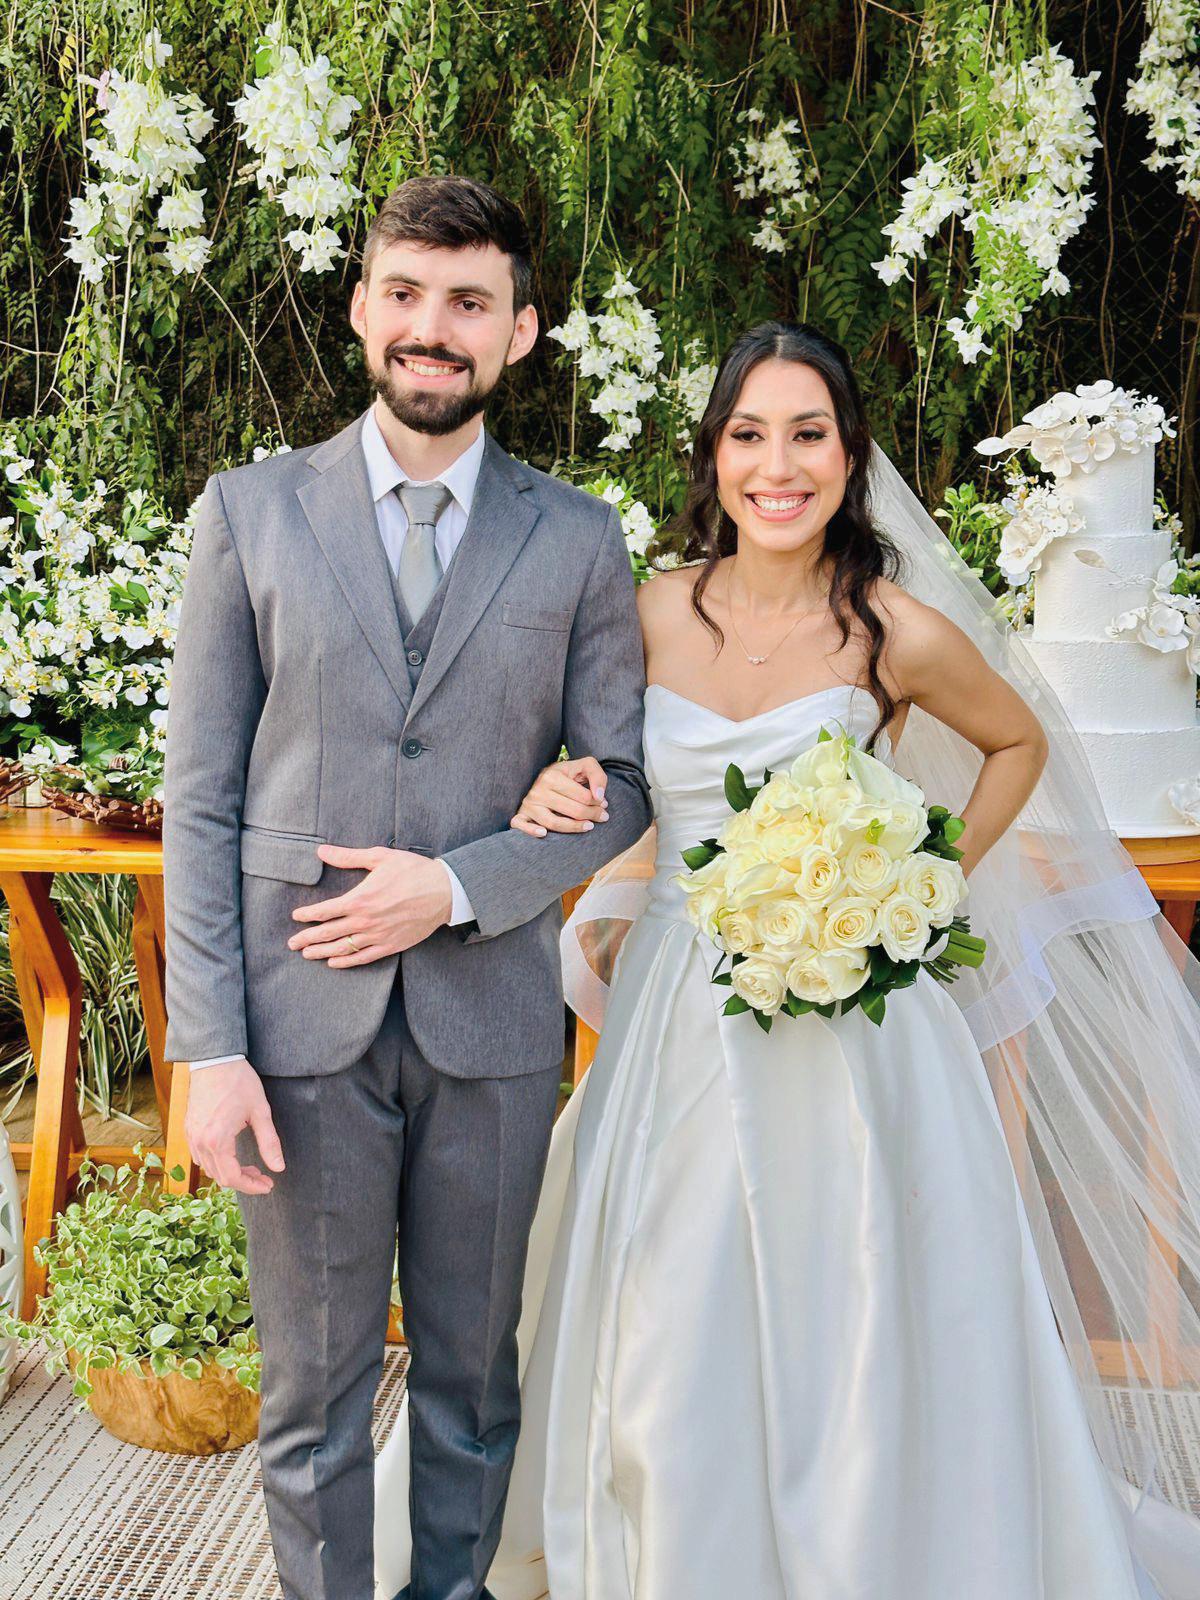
287, 846, 453, 966
185, 1057, 285, 1196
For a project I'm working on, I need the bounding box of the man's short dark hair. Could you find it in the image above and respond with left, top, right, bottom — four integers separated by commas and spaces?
362, 175, 534, 312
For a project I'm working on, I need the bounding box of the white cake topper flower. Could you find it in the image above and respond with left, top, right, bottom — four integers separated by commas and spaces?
976, 380, 1177, 477
1075, 549, 1200, 671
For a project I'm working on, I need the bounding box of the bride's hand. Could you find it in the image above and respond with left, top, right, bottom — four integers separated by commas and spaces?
511, 757, 609, 838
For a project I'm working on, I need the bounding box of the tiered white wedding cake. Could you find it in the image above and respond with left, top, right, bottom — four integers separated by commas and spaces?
979, 381, 1200, 838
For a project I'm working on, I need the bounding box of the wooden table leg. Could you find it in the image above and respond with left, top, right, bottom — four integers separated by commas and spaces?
0, 871, 83, 1317
1160, 897, 1197, 946
161, 1060, 199, 1195
131, 876, 172, 1134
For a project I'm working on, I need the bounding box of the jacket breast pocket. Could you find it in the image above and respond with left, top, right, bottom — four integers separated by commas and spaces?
500, 601, 573, 632
240, 825, 326, 884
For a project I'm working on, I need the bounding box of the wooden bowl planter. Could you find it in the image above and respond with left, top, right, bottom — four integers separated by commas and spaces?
42, 768, 164, 834
67, 1349, 259, 1454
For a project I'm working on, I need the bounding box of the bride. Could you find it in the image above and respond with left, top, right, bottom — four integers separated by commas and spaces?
376, 322, 1200, 1599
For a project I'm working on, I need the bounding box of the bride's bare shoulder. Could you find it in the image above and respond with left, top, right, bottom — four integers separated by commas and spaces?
636, 563, 702, 623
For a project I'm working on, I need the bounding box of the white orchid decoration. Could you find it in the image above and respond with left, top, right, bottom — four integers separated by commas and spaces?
1168, 777, 1200, 827
232, 20, 361, 274
976, 379, 1176, 478
1073, 549, 1200, 671
994, 472, 1084, 586
64, 28, 214, 286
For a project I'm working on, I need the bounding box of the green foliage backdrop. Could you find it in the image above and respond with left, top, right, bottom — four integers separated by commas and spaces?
1, 0, 1196, 531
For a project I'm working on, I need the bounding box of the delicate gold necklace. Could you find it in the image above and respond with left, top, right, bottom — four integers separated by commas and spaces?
725, 561, 829, 667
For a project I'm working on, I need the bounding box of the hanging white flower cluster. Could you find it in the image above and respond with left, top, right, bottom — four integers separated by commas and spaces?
64, 29, 214, 286
1126, 0, 1200, 201
729, 109, 818, 254
548, 272, 663, 451
232, 21, 361, 274
671, 339, 718, 446
992, 472, 1084, 586
874, 44, 1100, 364
0, 437, 194, 797
976, 379, 1176, 477
581, 476, 661, 581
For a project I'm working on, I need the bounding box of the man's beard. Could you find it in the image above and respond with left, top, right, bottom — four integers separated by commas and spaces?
368, 342, 499, 435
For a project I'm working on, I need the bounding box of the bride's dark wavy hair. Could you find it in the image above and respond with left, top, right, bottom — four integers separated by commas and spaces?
672, 321, 904, 750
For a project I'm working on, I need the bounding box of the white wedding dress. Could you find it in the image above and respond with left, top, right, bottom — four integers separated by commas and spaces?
376, 681, 1179, 1600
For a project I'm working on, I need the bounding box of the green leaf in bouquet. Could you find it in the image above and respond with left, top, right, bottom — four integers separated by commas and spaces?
927, 805, 949, 824
868, 945, 898, 984
860, 988, 888, 1025
723, 995, 751, 1016
784, 993, 811, 1016
752, 1009, 774, 1034
713, 971, 733, 986
724, 764, 753, 812
890, 960, 920, 989
681, 841, 719, 871
817, 727, 833, 743
943, 816, 966, 844
813, 1002, 836, 1018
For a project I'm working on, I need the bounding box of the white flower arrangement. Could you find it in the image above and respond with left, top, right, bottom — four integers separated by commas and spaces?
993, 471, 1084, 586
976, 379, 1176, 477
1079, 554, 1200, 672
874, 43, 1100, 365
64, 29, 214, 287
0, 435, 199, 800
581, 475, 660, 581
548, 271, 663, 451
1126, 0, 1200, 202
232, 20, 361, 274
730, 109, 818, 254
1168, 776, 1200, 826
670, 339, 717, 447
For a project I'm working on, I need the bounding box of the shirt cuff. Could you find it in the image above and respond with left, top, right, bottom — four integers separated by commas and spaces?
439, 860, 477, 926
188, 1054, 244, 1070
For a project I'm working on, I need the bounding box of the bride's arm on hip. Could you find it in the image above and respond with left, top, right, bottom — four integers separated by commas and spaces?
878, 580, 1049, 879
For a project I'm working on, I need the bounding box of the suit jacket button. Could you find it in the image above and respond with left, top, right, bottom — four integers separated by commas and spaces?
406, 648, 424, 666
402, 738, 423, 759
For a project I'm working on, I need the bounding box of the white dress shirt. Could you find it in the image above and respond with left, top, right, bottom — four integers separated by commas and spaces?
190, 409, 484, 1070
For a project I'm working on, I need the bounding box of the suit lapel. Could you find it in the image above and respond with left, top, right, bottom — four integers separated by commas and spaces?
405, 435, 540, 724
296, 415, 414, 713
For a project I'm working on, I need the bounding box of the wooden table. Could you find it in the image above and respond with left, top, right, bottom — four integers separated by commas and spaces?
0, 805, 180, 1317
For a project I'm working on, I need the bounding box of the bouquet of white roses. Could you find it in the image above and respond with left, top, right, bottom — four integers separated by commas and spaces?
675, 727, 986, 1030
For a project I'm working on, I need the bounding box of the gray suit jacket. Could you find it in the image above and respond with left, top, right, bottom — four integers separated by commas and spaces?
162, 414, 652, 1079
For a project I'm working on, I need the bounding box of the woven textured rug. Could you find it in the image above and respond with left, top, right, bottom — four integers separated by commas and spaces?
3, 1341, 1200, 1598
0, 1343, 408, 1600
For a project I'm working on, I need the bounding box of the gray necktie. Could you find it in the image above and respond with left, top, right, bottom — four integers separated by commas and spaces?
395, 480, 454, 623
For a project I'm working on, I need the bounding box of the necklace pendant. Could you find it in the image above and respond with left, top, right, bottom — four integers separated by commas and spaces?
747, 655, 767, 665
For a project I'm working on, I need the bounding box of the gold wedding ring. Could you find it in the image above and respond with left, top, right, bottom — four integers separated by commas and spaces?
344, 935, 361, 954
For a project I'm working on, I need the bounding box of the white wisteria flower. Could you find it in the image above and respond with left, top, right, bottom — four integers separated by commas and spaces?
580, 474, 659, 579
64, 31, 214, 286
1126, 0, 1200, 202
874, 40, 1100, 364
232, 21, 361, 274
730, 109, 818, 254
976, 379, 1177, 478
548, 271, 663, 451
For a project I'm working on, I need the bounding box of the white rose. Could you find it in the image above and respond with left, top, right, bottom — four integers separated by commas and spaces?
757, 773, 816, 816
821, 895, 878, 951
875, 801, 929, 858
786, 947, 868, 1004
717, 909, 759, 955
676, 854, 731, 936
794, 844, 843, 905
757, 898, 820, 952
897, 853, 965, 924
761, 814, 823, 867
721, 809, 764, 851
731, 954, 787, 1015
875, 893, 931, 962
814, 780, 865, 825
844, 841, 899, 897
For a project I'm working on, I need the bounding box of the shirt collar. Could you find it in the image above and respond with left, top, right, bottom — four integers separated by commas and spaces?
360, 405, 487, 518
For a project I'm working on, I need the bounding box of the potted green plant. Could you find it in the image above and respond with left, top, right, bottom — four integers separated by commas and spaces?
0, 1148, 260, 1454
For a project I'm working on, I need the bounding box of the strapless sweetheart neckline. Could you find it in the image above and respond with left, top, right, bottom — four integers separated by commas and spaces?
644, 679, 858, 728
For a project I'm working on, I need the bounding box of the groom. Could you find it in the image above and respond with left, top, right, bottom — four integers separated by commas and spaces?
163, 174, 651, 1600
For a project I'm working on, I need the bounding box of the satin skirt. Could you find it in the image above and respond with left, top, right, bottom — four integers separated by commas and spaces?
376, 906, 1168, 1599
